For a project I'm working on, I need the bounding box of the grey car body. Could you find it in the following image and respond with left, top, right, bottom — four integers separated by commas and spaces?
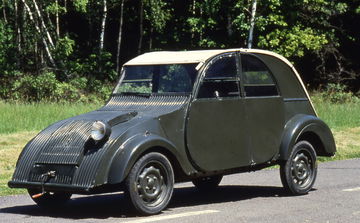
9, 49, 336, 215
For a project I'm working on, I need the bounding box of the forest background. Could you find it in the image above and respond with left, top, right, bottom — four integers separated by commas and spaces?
1, 0, 360, 195
0, 0, 359, 102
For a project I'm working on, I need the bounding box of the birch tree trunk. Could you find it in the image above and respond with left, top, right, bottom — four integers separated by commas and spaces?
14, 0, 21, 52
138, 0, 144, 55
99, 0, 108, 53
116, 0, 125, 74
247, 0, 257, 49
21, 0, 56, 67
32, 0, 55, 49
199, 6, 203, 42
2, 0, 7, 23
190, 0, 196, 44
55, 0, 59, 38
149, 26, 153, 51
14, 0, 21, 67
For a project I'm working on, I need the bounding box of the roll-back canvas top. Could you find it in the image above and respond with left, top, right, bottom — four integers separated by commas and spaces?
124, 48, 316, 114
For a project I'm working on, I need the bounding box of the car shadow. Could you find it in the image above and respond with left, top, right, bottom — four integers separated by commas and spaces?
0, 185, 299, 219
170, 185, 291, 209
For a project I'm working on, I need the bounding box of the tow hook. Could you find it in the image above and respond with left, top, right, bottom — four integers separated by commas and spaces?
31, 171, 56, 199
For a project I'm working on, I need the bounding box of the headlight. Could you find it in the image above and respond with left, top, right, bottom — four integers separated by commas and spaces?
91, 121, 110, 141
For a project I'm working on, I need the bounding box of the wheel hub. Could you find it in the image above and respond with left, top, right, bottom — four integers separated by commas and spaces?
137, 166, 164, 203
291, 152, 313, 188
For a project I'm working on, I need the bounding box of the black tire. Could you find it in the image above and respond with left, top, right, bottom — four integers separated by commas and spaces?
28, 189, 72, 208
125, 152, 174, 215
192, 175, 223, 191
280, 140, 317, 195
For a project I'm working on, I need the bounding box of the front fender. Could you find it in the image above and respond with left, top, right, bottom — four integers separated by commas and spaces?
279, 114, 336, 160
106, 134, 183, 184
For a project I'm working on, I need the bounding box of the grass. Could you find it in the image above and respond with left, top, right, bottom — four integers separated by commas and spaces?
313, 100, 360, 131
0, 98, 359, 196
331, 127, 360, 160
0, 131, 35, 196
0, 101, 101, 196
311, 94, 360, 161
0, 101, 101, 134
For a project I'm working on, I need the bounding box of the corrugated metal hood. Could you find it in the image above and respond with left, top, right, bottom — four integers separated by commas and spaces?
11, 95, 189, 189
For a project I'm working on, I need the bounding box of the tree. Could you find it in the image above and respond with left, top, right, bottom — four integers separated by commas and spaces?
21, 0, 56, 67
1, 0, 360, 102
247, 0, 257, 48
99, 0, 107, 53
116, 0, 125, 74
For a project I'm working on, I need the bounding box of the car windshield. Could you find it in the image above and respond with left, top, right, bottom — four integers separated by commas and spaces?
114, 64, 198, 95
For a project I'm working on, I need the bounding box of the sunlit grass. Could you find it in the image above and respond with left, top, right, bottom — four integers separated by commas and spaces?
0, 131, 36, 196
311, 94, 360, 130
308, 94, 360, 161
318, 127, 360, 162
0, 101, 102, 196
0, 101, 101, 134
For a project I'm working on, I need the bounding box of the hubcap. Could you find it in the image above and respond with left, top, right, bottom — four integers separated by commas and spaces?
290, 151, 313, 189
136, 165, 166, 205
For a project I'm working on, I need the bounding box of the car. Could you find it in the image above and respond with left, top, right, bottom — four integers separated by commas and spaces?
9, 49, 336, 215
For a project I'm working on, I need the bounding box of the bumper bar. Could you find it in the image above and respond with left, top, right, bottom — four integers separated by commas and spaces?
8, 181, 92, 193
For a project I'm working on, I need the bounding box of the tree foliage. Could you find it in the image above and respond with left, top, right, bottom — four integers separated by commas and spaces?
0, 0, 359, 102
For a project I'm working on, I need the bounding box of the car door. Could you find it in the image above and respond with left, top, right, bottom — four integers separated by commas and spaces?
186, 53, 251, 171
240, 53, 285, 164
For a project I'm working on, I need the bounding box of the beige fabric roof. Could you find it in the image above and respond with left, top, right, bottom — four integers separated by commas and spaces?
124, 48, 292, 66
123, 48, 316, 114
124, 49, 232, 65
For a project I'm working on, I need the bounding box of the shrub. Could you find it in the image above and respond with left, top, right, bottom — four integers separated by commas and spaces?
319, 83, 359, 104
12, 72, 59, 102
9, 71, 113, 103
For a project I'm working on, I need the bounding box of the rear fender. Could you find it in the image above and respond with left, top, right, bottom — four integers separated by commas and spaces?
279, 114, 336, 160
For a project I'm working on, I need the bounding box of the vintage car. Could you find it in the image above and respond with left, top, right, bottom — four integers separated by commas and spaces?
9, 49, 336, 215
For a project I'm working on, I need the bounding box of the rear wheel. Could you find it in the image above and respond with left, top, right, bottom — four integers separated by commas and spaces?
125, 152, 174, 215
192, 175, 223, 191
280, 141, 317, 195
28, 189, 72, 208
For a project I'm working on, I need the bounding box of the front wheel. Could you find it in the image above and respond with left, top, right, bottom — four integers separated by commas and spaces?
125, 152, 174, 215
280, 141, 317, 195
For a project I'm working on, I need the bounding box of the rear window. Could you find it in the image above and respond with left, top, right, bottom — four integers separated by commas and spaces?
241, 54, 278, 97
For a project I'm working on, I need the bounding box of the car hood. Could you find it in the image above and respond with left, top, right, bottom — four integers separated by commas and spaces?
11, 95, 189, 188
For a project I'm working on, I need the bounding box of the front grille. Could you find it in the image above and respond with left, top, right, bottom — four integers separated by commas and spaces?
29, 164, 76, 185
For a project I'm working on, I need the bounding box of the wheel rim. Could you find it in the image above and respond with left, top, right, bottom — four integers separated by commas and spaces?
135, 162, 168, 207
290, 150, 314, 189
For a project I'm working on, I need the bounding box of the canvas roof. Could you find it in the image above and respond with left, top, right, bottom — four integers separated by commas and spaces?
123, 48, 316, 114
124, 48, 292, 66
124, 49, 227, 65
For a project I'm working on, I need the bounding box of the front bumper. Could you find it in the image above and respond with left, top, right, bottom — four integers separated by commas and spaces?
8, 180, 92, 193
8, 180, 125, 195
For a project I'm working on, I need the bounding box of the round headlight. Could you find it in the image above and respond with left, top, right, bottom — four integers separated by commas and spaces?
91, 121, 109, 141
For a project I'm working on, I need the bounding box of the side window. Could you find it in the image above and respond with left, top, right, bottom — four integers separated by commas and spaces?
241, 54, 279, 97
197, 54, 240, 98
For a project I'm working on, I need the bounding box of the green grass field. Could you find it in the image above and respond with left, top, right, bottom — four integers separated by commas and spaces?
0, 101, 101, 134
0, 102, 101, 196
0, 98, 359, 196
314, 100, 360, 130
